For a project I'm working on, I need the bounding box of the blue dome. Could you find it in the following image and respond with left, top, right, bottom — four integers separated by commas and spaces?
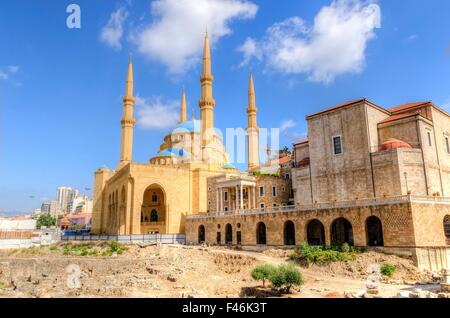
172, 120, 201, 133
154, 148, 192, 158
223, 163, 236, 169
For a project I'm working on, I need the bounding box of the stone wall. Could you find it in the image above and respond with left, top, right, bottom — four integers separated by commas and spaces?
186, 202, 417, 247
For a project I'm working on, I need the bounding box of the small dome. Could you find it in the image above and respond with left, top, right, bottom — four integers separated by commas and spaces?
223, 163, 236, 169
380, 138, 412, 151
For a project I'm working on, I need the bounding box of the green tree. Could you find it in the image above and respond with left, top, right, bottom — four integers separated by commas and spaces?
251, 264, 276, 288
269, 264, 303, 293
37, 214, 56, 228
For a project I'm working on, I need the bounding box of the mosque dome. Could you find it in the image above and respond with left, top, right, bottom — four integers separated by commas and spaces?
223, 163, 236, 169
380, 138, 412, 151
154, 148, 192, 158
172, 119, 201, 133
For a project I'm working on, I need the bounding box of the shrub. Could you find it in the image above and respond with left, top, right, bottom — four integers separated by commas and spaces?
36, 214, 56, 228
295, 242, 355, 265
268, 264, 303, 293
340, 243, 350, 253
251, 264, 276, 287
380, 264, 396, 277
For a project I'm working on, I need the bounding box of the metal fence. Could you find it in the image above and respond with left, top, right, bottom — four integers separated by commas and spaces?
61, 233, 186, 244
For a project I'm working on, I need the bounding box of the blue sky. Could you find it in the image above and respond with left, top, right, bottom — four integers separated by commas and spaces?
1, 0, 449, 214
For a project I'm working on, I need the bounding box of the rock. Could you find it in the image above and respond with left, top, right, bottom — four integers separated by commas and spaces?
344, 290, 365, 298
427, 292, 438, 298
366, 288, 379, 295
396, 291, 410, 298
167, 274, 177, 282
437, 293, 448, 298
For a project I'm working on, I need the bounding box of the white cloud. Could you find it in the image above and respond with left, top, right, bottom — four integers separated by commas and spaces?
8, 66, 19, 73
239, 0, 381, 84
280, 119, 296, 132
135, 0, 258, 74
237, 37, 261, 67
0, 72, 7, 80
407, 34, 417, 41
135, 95, 180, 130
100, 8, 129, 50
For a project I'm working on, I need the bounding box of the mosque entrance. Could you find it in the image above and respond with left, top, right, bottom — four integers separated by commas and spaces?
141, 184, 166, 233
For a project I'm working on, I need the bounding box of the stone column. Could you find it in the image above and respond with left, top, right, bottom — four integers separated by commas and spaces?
253, 186, 256, 209
219, 188, 223, 212
216, 189, 219, 212
235, 186, 238, 210
240, 184, 244, 210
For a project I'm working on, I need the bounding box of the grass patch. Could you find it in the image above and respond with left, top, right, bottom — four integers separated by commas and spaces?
380, 263, 396, 277
291, 243, 357, 265
60, 241, 126, 257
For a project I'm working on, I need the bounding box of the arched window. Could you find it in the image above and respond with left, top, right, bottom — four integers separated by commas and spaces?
331, 218, 354, 247
198, 225, 205, 244
152, 192, 158, 202
307, 219, 325, 246
444, 215, 450, 245
256, 222, 267, 245
150, 209, 158, 222
366, 216, 384, 246
225, 224, 233, 245
284, 221, 295, 246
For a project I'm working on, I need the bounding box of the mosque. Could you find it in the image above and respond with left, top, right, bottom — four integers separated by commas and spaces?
91, 33, 262, 235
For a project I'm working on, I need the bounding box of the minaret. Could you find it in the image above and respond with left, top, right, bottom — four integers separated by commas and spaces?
247, 71, 260, 170
118, 54, 136, 169
180, 87, 187, 123
198, 32, 216, 151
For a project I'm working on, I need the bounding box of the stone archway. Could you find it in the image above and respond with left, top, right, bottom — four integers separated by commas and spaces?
225, 224, 233, 245
366, 216, 384, 246
256, 222, 266, 245
284, 220, 295, 246
307, 219, 325, 246
198, 225, 205, 244
141, 184, 166, 234
444, 215, 450, 245
331, 217, 354, 247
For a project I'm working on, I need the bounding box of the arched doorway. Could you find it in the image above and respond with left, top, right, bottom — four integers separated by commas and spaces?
225, 224, 233, 245
284, 221, 295, 246
331, 218, 354, 247
307, 219, 325, 246
444, 215, 450, 245
119, 186, 126, 234
198, 225, 205, 244
366, 216, 384, 246
141, 184, 166, 234
256, 222, 266, 245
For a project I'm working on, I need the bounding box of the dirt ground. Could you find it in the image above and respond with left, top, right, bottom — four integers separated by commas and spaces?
0, 243, 444, 298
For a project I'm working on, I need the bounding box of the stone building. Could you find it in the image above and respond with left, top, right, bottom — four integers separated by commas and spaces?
292, 99, 450, 204
91, 34, 261, 235
186, 98, 450, 270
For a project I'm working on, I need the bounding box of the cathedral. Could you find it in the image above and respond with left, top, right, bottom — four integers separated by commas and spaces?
91, 33, 261, 235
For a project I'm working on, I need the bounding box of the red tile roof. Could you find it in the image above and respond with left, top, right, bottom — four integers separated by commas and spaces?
379, 112, 421, 124
388, 101, 431, 113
